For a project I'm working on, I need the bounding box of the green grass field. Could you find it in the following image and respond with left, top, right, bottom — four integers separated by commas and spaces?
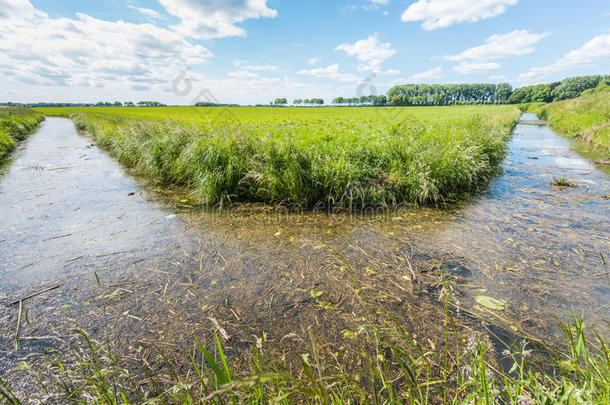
38, 105, 520, 207
0, 107, 44, 163
538, 90, 610, 153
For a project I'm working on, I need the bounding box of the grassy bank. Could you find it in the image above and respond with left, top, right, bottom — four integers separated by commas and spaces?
538, 90, 610, 153
0, 108, 44, 163
38, 106, 520, 207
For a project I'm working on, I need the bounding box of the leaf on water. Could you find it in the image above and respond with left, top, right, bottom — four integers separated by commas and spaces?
475, 295, 506, 311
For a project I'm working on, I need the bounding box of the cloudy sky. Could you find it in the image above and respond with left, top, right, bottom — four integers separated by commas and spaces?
1, 0, 609, 105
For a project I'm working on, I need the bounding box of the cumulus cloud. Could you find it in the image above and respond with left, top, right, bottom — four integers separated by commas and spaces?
298, 64, 359, 82
401, 0, 519, 30
336, 34, 396, 72
308, 57, 322, 65
407, 66, 444, 82
517, 33, 610, 83
158, 0, 277, 39
452, 62, 501, 74
442, 30, 548, 61
0, 0, 38, 19
0, 2, 213, 90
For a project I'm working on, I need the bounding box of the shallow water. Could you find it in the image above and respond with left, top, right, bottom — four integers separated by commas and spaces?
0, 114, 608, 395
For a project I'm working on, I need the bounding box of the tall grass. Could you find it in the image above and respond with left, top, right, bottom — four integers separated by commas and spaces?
38, 106, 520, 207
1, 311, 607, 403
539, 90, 610, 153
0, 108, 44, 163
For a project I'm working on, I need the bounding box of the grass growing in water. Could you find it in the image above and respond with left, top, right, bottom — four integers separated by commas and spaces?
0, 108, 44, 163
550, 177, 578, 188
539, 90, 610, 153
1, 310, 607, 403
38, 106, 520, 208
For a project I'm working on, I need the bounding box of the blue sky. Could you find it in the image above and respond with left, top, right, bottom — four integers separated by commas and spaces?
1, 0, 609, 104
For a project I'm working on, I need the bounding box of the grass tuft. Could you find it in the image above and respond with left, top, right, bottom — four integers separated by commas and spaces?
37, 106, 520, 208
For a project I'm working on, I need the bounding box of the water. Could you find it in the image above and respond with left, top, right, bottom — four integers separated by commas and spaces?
0, 115, 608, 394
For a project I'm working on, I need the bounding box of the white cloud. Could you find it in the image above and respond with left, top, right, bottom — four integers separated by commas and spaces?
0, 2, 213, 91
517, 33, 610, 83
128, 5, 162, 19
407, 66, 444, 82
371, 0, 389, 4
241, 64, 280, 71
336, 34, 396, 72
308, 57, 322, 65
380, 69, 400, 75
233, 59, 248, 67
452, 62, 501, 74
0, 0, 37, 19
442, 30, 548, 61
401, 0, 519, 30
157, 0, 277, 39
298, 64, 359, 82
227, 70, 260, 78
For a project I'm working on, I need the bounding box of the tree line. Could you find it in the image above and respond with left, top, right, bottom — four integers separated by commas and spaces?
387, 83, 513, 106
332, 95, 387, 105
507, 75, 610, 104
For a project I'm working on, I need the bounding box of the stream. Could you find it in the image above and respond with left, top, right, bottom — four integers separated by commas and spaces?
0, 114, 608, 395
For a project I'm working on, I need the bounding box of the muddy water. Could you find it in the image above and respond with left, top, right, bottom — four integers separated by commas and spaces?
0, 114, 608, 395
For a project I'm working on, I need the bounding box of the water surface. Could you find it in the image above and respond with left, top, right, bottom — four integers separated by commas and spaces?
0, 114, 608, 394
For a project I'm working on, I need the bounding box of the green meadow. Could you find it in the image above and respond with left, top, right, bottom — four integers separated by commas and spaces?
38, 105, 520, 207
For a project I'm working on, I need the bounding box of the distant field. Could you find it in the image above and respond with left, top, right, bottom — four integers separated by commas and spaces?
0, 107, 44, 162
539, 90, 610, 152
37, 106, 520, 207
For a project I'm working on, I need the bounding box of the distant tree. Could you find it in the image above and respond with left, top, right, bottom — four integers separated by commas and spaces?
533, 87, 553, 102
293, 99, 302, 105
124, 101, 135, 107
273, 98, 287, 106
332, 97, 345, 105
376, 95, 387, 105
137, 101, 166, 107
303, 99, 310, 106
113, 101, 123, 107
494, 83, 513, 102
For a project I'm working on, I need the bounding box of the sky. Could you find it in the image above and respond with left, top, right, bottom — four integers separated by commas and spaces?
0, 0, 609, 105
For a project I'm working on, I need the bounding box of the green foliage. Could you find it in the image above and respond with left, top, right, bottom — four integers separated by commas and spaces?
539, 89, 610, 152
0, 107, 44, 163
509, 75, 610, 105
552, 75, 610, 101
37, 105, 520, 207
517, 102, 546, 114
333, 95, 387, 105
387, 83, 513, 106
